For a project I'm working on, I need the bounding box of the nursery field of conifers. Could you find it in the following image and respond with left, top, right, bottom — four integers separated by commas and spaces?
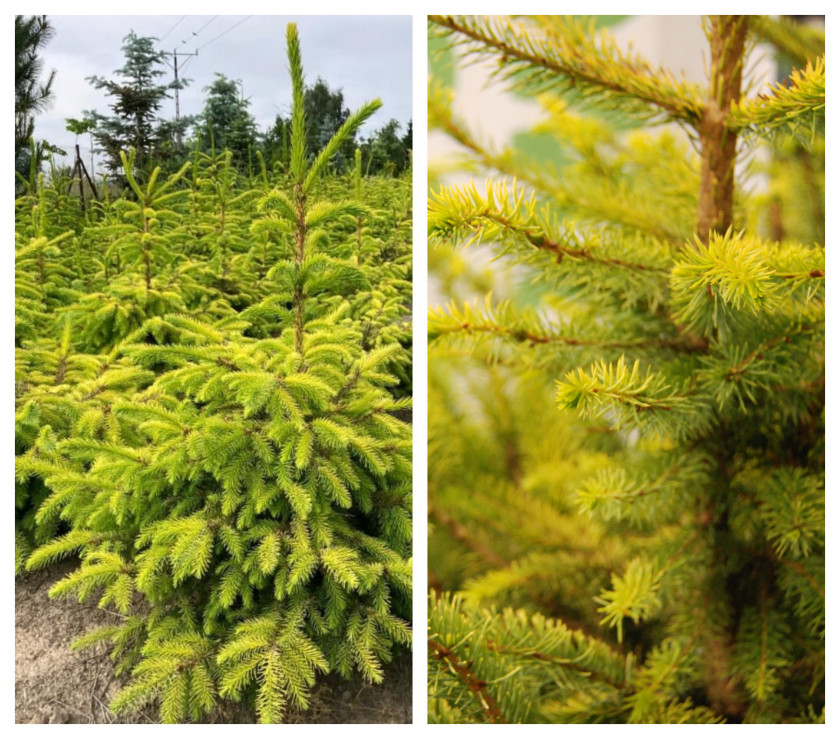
427, 15, 825, 724
15, 24, 412, 724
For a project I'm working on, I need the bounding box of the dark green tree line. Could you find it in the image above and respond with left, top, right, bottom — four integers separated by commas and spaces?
262, 81, 411, 176
15, 14, 57, 185
60, 28, 411, 189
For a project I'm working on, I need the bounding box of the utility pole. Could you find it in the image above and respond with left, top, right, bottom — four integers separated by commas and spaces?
174, 51, 181, 147
161, 49, 198, 150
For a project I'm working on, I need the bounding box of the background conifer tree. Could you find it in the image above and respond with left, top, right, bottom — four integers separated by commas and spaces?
303, 78, 355, 170
15, 15, 57, 187
87, 31, 185, 177
198, 74, 259, 170
428, 15, 824, 724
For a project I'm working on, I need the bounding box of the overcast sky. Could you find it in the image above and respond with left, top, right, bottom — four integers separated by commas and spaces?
35, 15, 412, 170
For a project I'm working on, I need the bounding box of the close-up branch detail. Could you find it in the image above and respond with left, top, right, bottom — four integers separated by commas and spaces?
428, 14, 824, 725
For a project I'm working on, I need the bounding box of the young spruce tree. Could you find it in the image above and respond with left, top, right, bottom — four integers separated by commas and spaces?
19, 23, 411, 723
427, 15, 824, 724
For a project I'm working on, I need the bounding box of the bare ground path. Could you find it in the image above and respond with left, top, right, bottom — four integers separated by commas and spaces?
15, 560, 412, 724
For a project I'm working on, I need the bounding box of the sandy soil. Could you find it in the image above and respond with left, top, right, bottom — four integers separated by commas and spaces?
15, 561, 412, 724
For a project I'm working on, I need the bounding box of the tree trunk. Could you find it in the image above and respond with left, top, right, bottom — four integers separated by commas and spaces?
696, 16, 749, 242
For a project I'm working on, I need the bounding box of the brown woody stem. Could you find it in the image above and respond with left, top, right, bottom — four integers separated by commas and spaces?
293, 182, 306, 357
428, 637, 507, 723
696, 16, 749, 243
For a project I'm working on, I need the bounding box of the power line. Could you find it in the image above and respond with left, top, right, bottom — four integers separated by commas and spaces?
179, 55, 197, 74
160, 15, 216, 73
192, 16, 218, 37
155, 14, 251, 148
195, 16, 252, 52
159, 15, 185, 42
177, 15, 218, 50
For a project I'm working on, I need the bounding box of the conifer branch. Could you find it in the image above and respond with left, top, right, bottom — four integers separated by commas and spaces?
669, 230, 824, 341
430, 299, 703, 354
722, 322, 819, 382
728, 57, 825, 143
304, 100, 382, 195
775, 557, 824, 601
286, 25, 306, 184
428, 637, 508, 723
556, 357, 702, 439
428, 501, 508, 570
429, 83, 690, 244
429, 180, 669, 274
748, 16, 825, 71
429, 15, 704, 123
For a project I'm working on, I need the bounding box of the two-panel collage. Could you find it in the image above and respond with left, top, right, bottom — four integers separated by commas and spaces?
13, 12, 826, 727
